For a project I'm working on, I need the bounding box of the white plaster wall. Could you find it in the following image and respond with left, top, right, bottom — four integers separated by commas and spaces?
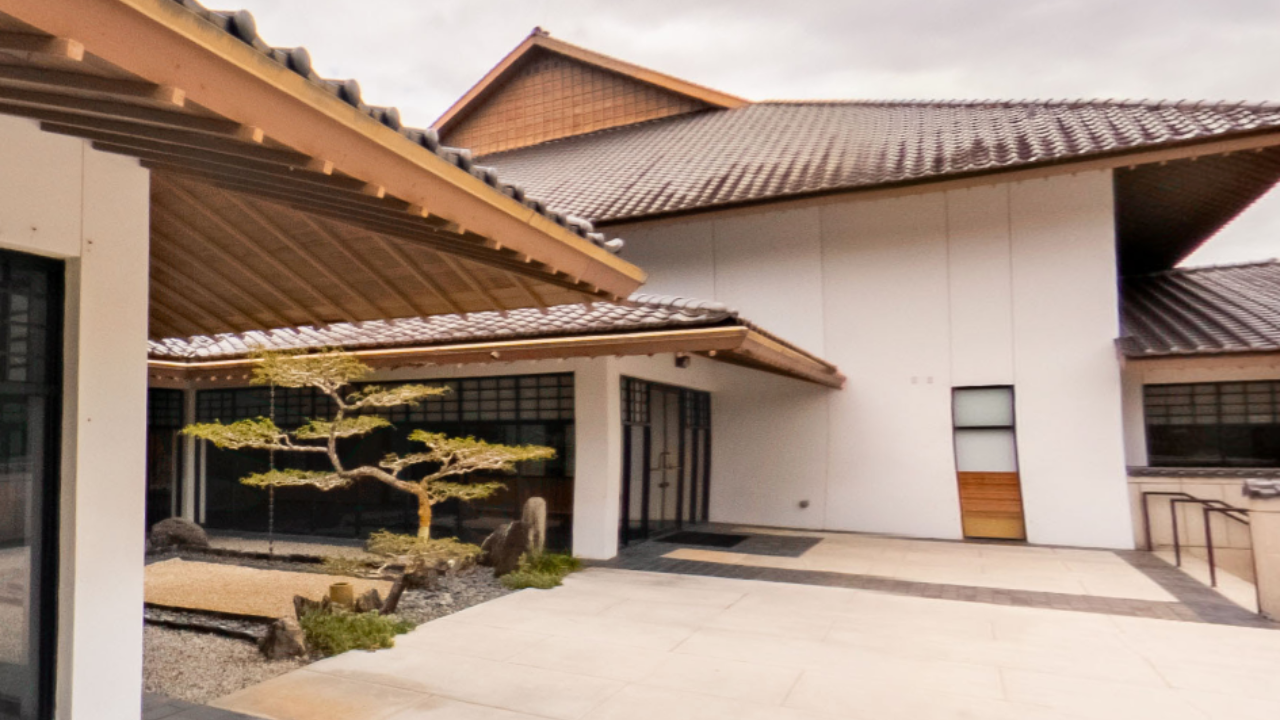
0, 116, 151, 720
611, 171, 1135, 548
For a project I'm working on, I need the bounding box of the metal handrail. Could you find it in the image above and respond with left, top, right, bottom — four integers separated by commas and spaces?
1140, 490, 1255, 596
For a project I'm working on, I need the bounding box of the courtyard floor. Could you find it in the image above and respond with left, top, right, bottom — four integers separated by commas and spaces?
212, 529, 1279, 720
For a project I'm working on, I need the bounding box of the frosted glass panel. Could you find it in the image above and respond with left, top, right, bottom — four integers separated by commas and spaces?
955, 429, 1018, 472
954, 387, 1014, 428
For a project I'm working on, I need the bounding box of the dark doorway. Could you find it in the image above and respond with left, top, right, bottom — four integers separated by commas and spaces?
619, 378, 711, 545
0, 251, 62, 720
146, 389, 184, 530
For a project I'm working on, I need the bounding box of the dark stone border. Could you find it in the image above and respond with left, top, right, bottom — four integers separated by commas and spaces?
595, 537, 1278, 629
1129, 466, 1280, 478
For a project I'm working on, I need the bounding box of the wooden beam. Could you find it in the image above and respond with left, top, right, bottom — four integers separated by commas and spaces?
292, 213, 438, 318
437, 253, 508, 314
0, 64, 183, 105
507, 271, 549, 313
360, 232, 466, 315
153, 203, 329, 327
0, 32, 83, 61
160, 182, 351, 322
151, 218, 302, 331
0, 83, 240, 134
150, 243, 276, 333
150, 271, 246, 334
36, 119, 315, 168
149, 294, 207, 338
63, 129, 314, 179
212, 188, 389, 320
94, 140, 369, 196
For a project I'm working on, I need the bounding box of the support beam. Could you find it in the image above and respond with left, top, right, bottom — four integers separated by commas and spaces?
95, 140, 366, 194
150, 273, 242, 335
0, 31, 83, 61
0, 83, 241, 134
38, 118, 311, 167
0, 65, 182, 105
437, 253, 508, 314
507, 272, 549, 313
152, 203, 328, 327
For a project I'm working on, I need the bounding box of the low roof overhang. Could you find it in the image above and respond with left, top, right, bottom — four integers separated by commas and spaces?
0, 0, 646, 337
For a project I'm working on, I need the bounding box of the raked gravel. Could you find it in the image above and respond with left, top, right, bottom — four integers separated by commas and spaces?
143, 625, 304, 704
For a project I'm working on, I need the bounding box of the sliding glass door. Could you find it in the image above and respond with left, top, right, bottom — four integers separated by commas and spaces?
0, 252, 62, 720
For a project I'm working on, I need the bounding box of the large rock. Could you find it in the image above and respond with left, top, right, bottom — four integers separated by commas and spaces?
259, 617, 307, 660
481, 520, 529, 577
149, 518, 210, 550
522, 497, 547, 558
354, 588, 383, 614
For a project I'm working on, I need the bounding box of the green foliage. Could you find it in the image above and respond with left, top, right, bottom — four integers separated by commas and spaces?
500, 552, 581, 590
294, 415, 391, 440
251, 349, 370, 393
346, 384, 450, 410
298, 609, 414, 656
241, 468, 350, 491
365, 531, 482, 563
182, 417, 285, 450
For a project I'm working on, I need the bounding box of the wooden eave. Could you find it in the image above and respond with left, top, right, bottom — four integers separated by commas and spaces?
0, 0, 646, 338
146, 325, 847, 389
433, 29, 748, 136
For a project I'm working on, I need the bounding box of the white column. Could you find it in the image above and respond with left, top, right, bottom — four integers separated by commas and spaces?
571, 357, 623, 559
181, 387, 197, 521
58, 149, 150, 720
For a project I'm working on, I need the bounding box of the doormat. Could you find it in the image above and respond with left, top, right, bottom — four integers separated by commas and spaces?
656, 531, 748, 548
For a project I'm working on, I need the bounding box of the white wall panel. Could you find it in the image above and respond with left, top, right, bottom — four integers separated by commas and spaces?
611, 218, 717, 300
946, 185, 1015, 386
1009, 171, 1132, 548
820, 194, 962, 538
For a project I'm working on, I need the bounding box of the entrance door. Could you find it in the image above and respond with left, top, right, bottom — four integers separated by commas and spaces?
648, 387, 681, 535
619, 378, 712, 545
0, 251, 62, 720
952, 387, 1026, 540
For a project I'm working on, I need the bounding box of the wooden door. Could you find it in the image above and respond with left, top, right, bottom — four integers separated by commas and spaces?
953, 387, 1026, 540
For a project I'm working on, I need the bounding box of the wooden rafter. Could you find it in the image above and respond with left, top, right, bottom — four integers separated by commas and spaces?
0, 31, 83, 61
212, 189, 384, 321
359, 231, 465, 315
150, 253, 271, 333
147, 300, 195, 338
292, 212, 435, 318
161, 182, 345, 319
38, 117, 309, 167
0, 64, 183, 105
437, 252, 508, 315
153, 203, 329, 327
506, 272, 549, 313
0, 82, 244, 134
150, 272, 242, 333
151, 225, 296, 330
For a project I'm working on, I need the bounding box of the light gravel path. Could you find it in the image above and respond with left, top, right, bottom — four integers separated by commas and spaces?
146, 558, 392, 618
143, 626, 304, 704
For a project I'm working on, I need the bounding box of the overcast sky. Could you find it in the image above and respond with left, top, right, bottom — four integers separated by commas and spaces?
231, 0, 1280, 267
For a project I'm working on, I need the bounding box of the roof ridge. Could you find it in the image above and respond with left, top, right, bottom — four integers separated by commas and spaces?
1127, 258, 1280, 280
754, 98, 1280, 110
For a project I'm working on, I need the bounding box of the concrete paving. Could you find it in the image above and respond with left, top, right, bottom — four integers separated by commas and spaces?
216, 565, 1280, 720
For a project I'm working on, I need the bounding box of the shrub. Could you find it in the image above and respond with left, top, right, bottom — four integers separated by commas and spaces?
298, 609, 415, 657
365, 531, 481, 565
499, 552, 581, 590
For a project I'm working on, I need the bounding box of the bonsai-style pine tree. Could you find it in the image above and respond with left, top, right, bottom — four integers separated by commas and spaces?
183, 350, 555, 538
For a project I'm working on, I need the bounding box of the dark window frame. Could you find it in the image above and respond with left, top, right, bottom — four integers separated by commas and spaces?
1144, 381, 1280, 468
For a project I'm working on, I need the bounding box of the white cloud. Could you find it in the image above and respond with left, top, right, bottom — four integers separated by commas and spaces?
228, 0, 1280, 265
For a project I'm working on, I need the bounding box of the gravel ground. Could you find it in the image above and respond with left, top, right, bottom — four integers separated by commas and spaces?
143, 562, 512, 704
146, 558, 393, 618
143, 626, 305, 704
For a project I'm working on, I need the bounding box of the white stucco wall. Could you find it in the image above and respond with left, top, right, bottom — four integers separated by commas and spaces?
0, 116, 151, 720
611, 170, 1134, 548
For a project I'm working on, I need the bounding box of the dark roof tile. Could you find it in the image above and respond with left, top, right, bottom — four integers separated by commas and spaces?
1121, 261, 1280, 356
477, 100, 1280, 223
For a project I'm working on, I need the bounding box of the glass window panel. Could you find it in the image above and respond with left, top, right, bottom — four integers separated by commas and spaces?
953, 387, 1014, 428
954, 428, 1018, 472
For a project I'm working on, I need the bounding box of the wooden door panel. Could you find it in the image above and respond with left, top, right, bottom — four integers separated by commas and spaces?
957, 471, 1026, 540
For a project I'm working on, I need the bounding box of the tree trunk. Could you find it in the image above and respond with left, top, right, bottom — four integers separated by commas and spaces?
417, 495, 432, 539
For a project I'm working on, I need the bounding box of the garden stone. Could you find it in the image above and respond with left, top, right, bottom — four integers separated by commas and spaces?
488, 520, 529, 576
354, 588, 383, 613
292, 594, 332, 622
148, 518, 209, 550
259, 617, 307, 660
522, 497, 547, 557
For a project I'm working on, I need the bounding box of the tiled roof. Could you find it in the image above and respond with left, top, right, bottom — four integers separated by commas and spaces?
149, 294, 736, 360
163, 1, 622, 252
477, 100, 1280, 223
1120, 261, 1280, 357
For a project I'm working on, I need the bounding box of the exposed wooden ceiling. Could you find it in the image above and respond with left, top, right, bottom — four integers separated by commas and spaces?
0, 2, 646, 338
